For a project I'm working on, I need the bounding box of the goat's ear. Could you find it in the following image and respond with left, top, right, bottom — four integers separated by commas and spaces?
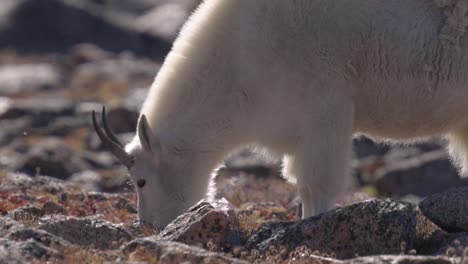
137, 115, 161, 157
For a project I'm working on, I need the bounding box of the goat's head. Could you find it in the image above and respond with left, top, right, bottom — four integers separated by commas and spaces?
92, 107, 184, 228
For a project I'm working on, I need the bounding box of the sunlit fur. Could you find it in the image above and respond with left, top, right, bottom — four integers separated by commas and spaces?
125, 0, 468, 227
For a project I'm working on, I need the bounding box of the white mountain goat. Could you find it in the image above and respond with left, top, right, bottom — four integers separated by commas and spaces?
93, 0, 468, 227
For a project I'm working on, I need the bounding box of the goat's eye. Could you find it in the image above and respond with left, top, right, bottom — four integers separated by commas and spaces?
137, 179, 146, 188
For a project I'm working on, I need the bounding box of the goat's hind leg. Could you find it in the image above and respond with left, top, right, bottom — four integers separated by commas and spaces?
448, 124, 468, 177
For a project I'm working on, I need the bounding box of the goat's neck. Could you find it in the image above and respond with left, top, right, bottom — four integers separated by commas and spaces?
141, 0, 246, 201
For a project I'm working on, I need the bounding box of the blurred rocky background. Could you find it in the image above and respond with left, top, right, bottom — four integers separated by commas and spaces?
0, 0, 466, 263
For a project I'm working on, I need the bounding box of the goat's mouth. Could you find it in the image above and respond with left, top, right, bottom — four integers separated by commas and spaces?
92, 106, 135, 169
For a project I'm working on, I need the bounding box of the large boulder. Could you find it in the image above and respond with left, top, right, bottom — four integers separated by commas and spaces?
246, 199, 418, 259
419, 187, 468, 232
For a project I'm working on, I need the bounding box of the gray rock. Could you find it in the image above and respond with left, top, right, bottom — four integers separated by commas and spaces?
85, 0, 200, 16
0, 64, 62, 96
98, 105, 139, 134
36, 116, 89, 136
70, 43, 113, 64
122, 87, 149, 112
0, 117, 33, 146
0, 173, 68, 194
9, 206, 43, 222
79, 150, 119, 170
374, 150, 467, 197
345, 255, 458, 264
12, 138, 87, 180
0, 0, 171, 58
224, 147, 282, 177
8, 227, 69, 249
437, 234, 468, 257
41, 201, 67, 215
246, 199, 418, 259
419, 187, 468, 232
39, 215, 132, 250
135, 2, 190, 43
160, 199, 242, 250
0, 238, 61, 263
123, 238, 248, 264
114, 197, 137, 214
0, 217, 24, 237
0, 97, 74, 122
71, 54, 158, 93
68, 170, 102, 192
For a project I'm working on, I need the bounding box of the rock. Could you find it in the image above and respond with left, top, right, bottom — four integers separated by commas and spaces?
135, 2, 190, 43
0, 97, 12, 115
413, 208, 450, 255
345, 255, 458, 264
71, 54, 158, 101
353, 137, 445, 160
87, 0, 201, 16
214, 169, 297, 208
130, 220, 160, 237
0, 97, 74, 122
8, 227, 69, 249
0, 117, 33, 146
12, 138, 87, 180
160, 199, 242, 250
41, 201, 67, 215
79, 150, 119, 169
419, 187, 468, 232
9, 206, 43, 222
237, 202, 295, 235
353, 137, 391, 159
70, 43, 113, 64
39, 215, 132, 250
0, 238, 61, 262
0, 217, 24, 237
0, 173, 69, 194
36, 116, 89, 136
374, 150, 467, 197
224, 147, 282, 177
96, 167, 132, 193
0, 0, 171, 58
437, 234, 468, 257
114, 197, 137, 214
100, 105, 139, 134
68, 170, 102, 192
123, 238, 248, 264
122, 87, 149, 112
246, 199, 418, 259
0, 64, 62, 96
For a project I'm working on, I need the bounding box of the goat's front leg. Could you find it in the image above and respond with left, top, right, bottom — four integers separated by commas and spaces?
284, 104, 354, 218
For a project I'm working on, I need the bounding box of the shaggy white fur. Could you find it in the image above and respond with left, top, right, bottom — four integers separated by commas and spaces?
123, 0, 468, 227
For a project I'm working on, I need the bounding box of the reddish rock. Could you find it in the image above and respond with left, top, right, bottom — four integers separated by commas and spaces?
160, 198, 242, 250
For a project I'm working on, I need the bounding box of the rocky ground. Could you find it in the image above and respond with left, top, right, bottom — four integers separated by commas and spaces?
0, 0, 467, 263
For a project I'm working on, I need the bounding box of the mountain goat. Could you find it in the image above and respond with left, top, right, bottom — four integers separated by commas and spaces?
93, 0, 468, 227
